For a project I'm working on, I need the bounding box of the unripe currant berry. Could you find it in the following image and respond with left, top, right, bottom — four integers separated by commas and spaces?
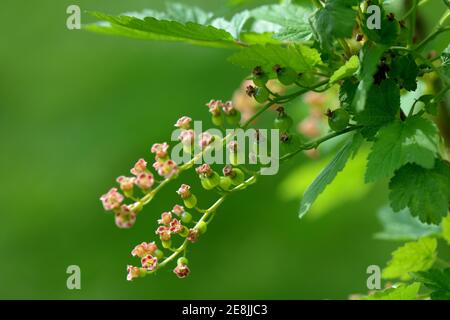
197, 221, 207, 234
273, 65, 297, 86
153, 249, 164, 260
179, 226, 190, 237
252, 66, 269, 87
183, 194, 197, 209
246, 85, 269, 103
219, 176, 232, 191
273, 106, 293, 132
223, 165, 245, 186
280, 132, 302, 154
161, 240, 172, 249
177, 257, 189, 266
200, 172, 220, 190
211, 114, 223, 127
222, 101, 241, 126
181, 211, 193, 224
326, 108, 350, 132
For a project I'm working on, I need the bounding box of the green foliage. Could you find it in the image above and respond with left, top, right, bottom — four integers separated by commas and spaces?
416, 268, 450, 300
389, 54, 419, 91
362, 282, 421, 300
442, 215, 450, 245
298, 133, 362, 218
360, 1, 400, 46
330, 55, 359, 84
375, 206, 442, 241
228, 44, 322, 74
365, 116, 439, 183
382, 237, 437, 280
311, 0, 358, 52
389, 160, 450, 224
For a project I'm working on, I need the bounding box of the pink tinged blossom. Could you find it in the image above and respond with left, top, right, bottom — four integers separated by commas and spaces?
116, 176, 135, 192
156, 226, 171, 241
131, 242, 158, 258
196, 164, 212, 177
177, 184, 191, 199
175, 116, 192, 130
222, 101, 235, 115
178, 129, 195, 146
114, 205, 137, 229
158, 212, 172, 225
154, 160, 179, 179
206, 99, 222, 116
127, 265, 141, 281
173, 264, 190, 279
172, 205, 185, 216
151, 143, 169, 159
169, 218, 183, 234
100, 188, 124, 211
135, 172, 154, 190
130, 159, 148, 176
198, 132, 214, 149
141, 254, 158, 271
187, 228, 199, 243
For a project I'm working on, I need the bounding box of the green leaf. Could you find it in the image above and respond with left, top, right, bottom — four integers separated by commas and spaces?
363, 282, 421, 300
330, 55, 360, 83
441, 44, 450, 78
382, 237, 437, 280
352, 43, 387, 113
228, 43, 322, 73
211, 10, 251, 39
365, 116, 439, 183
416, 94, 438, 116
339, 78, 358, 114
361, 1, 400, 46
85, 11, 237, 48
442, 215, 450, 245
250, 3, 313, 42
298, 133, 363, 218
389, 54, 419, 91
389, 160, 450, 224
375, 206, 442, 241
416, 268, 450, 300
311, 0, 358, 52
354, 79, 400, 126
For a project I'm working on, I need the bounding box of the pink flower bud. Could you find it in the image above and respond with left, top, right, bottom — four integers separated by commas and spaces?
222, 101, 235, 115
141, 254, 158, 271
175, 116, 192, 129
155, 226, 171, 241
114, 205, 137, 229
116, 176, 135, 192
151, 143, 169, 159
177, 184, 191, 199
195, 164, 212, 177
172, 205, 185, 216
127, 265, 141, 281
131, 242, 158, 258
130, 159, 147, 176
158, 212, 172, 225
178, 129, 195, 146
206, 100, 222, 116
198, 132, 214, 149
100, 188, 124, 211
173, 263, 190, 278
187, 228, 199, 243
154, 159, 179, 179
135, 172, 154, 190
169, 218, 183, 234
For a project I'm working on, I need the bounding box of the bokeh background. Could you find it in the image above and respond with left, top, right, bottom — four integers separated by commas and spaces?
0, 0, 448, 299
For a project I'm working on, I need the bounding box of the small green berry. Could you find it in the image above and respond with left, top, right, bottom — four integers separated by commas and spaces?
252, 66, 269, 87
230, 168, 245, 185
254, 87, 270, 103
273, 107, 293, 132
161, 240, 172, 249
327, 108, 350, 131
153, 249, 164, 260
197, 221, 207, 234
212, 114, 223, 127
183, 194, 197, 209
219, 176, 232, 191
177, 257, 189, 266
181, 211, 193, 224
274, 65, 297, 86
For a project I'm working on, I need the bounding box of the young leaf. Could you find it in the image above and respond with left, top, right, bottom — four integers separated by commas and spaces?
330, 55, 360, 84
339, 78, 358, 114
389, 160, 450, 224
311, 0, 358, 52
211, 11, 251, 39
352, 43, 387, 113
250, 3, 313, 42
85, 11, 237, 48
416, 268, 450, 300
362, 282, 421, 300
389, 54, 419, 91
228, 43, 322, 73
442, 215, 450, 245
354, 79, 400, 126
365, 116, 439, 183
382, 237, 437, 280
299, 133, 362, 218
375, 206, 442, 241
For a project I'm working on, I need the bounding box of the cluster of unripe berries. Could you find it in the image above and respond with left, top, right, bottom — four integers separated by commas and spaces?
206, 100, 241, 127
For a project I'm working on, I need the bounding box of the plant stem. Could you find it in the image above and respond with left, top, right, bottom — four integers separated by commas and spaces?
408, 0, 418, 47
415, 11, 450, 52
311, 0, 323, 9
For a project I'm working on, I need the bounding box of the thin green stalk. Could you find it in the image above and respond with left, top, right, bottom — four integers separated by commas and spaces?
415, 11, 450, 51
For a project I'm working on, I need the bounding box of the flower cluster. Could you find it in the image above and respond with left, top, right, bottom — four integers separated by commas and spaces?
206, 99, 241, 126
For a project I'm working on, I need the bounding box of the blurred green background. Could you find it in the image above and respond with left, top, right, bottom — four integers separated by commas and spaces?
0, 0, 448, 299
